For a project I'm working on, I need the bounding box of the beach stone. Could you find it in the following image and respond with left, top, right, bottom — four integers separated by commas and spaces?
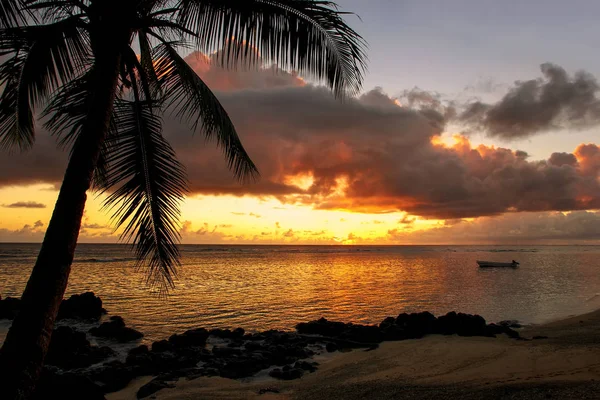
485, 323, 520, 338
396, 312, 437, 338
34, 368, 105, 400
151, 339, 173, 352
46, 326, 115, 370
379, 316, 396, 329
168, 327, 209, 348
213, 345, 243, 357
128, 345, 149, 356
296, 318, 348, 337
435, 312, 488, 336
89, 316, 144, 343
244, 341, 265, 351
219, 357, 269, 379
294, 360, 318, 372
209, 327, 246, 339
258, 387, 280, 394
499, 320, 523, 329
57, 292, 106, 320
269, 365, 304, 380
325, 342, 338, 352
381, 324, 407, 341
137, 378, 175, 399
85, 361, 134, 393
0, 296, 21, 320
296, 318, 383, 343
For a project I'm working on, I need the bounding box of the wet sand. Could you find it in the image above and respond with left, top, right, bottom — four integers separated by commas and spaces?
109, 309, 600, 400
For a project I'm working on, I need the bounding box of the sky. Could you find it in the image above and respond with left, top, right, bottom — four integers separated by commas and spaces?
1, 0, 600, 245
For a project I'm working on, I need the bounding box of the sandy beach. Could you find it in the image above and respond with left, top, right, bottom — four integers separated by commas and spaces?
106, 309, 600, 400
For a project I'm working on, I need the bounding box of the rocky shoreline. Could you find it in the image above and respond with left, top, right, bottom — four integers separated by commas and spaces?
0, 293, 534, 400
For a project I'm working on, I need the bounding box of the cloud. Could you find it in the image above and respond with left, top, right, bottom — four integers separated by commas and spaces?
0, 220, 45, 241
2, 201, 46, 209
283, 229, 295, 238
460, 63, 600, 139
387, 211, 600, 244
398, 214, 416, 225
464, 76, 507, 95
1, 55, 599, 222
81, 223, 110, 229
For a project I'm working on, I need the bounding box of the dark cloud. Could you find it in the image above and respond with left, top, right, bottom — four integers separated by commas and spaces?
460, 63, 600, 138
1, 55, 599, 221
2, 201, 46, 209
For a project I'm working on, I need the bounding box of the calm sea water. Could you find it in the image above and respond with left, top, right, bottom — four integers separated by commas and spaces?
1, 243, 600, 343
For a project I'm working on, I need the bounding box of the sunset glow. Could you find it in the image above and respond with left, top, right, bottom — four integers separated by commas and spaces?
1, 31, 599, 245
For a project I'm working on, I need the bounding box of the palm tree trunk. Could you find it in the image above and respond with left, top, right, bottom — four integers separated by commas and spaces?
0, 30, 125, 400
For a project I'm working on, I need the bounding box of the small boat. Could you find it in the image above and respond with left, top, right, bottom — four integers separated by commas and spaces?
477, 260, 519, 268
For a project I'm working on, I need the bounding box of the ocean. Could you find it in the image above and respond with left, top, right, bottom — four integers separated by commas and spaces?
1, 243, 600, 343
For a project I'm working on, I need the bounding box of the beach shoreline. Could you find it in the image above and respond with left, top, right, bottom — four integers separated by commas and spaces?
104, 308, 600, 400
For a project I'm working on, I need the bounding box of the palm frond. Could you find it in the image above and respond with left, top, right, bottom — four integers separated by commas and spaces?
100, 95, 187, 293
176, 0, 367, 96
42, 70, 90, 147
153, 41, 259, 182
0, 16, 90, 150
0, 0, 27, 28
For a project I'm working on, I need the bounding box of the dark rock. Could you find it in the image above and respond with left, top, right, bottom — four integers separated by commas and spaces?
34, 368, 105, 400
245, 341, 265, 351
168, 327, 209, 348
503, 327, 521, 339
57, 292, 106, 320
396, 312, 437, 338
0, 296, 21, 320
219, 358, 269, 379
379, 316, 396, 330
128, 345, 149, 356
342, 324, 383, 343
436, 312, 488, 336
232, 327, 246, 338
499, 320, 523, 329
269, 366, 304, 380
46, 326, 114, 370
151, 339, 173, 352
174, 367, 205, 380
85, 361, 134, 393
296, 318, 382, 343
258, 387, 280, 394
485, 323, 520, 338
325, 342, 338, 352
213, 346, 243, 357
533, 335, 549, 340
209, 327, 245, 339
381, 324, 407, 341
294, 361, 318, 372
137, 378, 175, 399
296, 318, 348, 337
89, 316, 144, 343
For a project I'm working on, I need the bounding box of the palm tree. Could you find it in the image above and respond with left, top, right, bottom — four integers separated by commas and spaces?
0, 0, 366, 398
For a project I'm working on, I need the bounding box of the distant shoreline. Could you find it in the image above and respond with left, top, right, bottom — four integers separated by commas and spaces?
2, 242, 600, 246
